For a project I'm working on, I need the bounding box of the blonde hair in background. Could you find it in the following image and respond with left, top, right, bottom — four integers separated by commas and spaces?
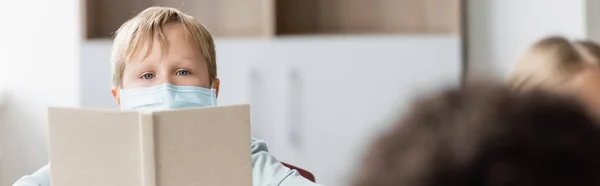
574, 40, 600, 67
110, 6, 217, 89
507, 36, 588, 92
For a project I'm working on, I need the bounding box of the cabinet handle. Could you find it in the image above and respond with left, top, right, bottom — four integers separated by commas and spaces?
288, 68, 303, 150
249, 68, 263, 139
250, 68, 259, 103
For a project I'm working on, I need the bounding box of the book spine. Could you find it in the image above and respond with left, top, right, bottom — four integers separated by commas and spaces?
139, 113, 156, 186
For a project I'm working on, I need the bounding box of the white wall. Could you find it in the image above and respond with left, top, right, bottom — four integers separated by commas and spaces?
80, 40, 117, 109
467, 0, 587, 79
586, 0, 600, 42
0, 0, 81, 185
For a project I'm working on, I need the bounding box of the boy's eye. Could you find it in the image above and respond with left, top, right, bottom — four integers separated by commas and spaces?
176, 69, 191, 76
141, 73, 155, 80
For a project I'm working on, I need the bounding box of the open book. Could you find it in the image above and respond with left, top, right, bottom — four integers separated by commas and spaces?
48, 105, 252, 186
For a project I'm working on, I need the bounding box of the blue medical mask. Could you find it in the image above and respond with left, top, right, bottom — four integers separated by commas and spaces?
119, 83, 217, 111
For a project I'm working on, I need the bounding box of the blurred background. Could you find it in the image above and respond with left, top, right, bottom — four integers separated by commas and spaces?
0, 0, 596, 186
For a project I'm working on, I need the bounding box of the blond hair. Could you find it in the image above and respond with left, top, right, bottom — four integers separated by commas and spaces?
574, 40, 600, 67
110, 6, 216, 88
507, 36, 588, 92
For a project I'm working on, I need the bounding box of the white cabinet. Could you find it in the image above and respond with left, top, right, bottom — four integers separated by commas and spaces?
215, 40, 282, 147
81, 40, 117, 109
81, 36, 462, 186
217, 37, 462, 186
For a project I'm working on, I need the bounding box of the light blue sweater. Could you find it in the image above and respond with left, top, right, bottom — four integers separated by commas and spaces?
13, 138, 320, 186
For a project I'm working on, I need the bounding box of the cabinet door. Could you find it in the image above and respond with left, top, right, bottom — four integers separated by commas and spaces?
274, 37, 462, 186
214, 40, 255, 106
215, 40, 282, 146
80, 40, 118, 109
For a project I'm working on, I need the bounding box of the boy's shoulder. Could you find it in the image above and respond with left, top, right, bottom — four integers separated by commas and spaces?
12, 164, 51, 186
251, 137, 269, 153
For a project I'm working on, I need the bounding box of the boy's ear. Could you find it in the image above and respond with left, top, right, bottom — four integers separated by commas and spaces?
214, 78, 220, 98
111, 88, 121, 107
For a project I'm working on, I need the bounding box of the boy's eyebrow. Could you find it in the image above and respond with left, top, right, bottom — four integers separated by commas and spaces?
145, 57, 198, 66
175, 57, 203, 63
135, 56, 200, 65
176, 57, 195, 62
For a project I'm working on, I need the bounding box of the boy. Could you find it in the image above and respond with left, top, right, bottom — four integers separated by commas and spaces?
13, 6, 320, 186
353, 84, 600, 186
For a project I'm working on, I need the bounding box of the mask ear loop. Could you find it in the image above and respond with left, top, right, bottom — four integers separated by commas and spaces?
209, 80, 218, 106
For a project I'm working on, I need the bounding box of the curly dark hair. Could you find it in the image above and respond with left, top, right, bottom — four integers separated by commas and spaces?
354, 84, 600, 186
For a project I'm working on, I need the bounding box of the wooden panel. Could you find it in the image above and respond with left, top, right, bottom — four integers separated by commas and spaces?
153, 0, 274, 37
85, 0, 273, 39
83, 0, 461, 38
276, 0, 461, 35
422, 0, 461, 33
276, 0, 320, 34
86, 0, 151, 38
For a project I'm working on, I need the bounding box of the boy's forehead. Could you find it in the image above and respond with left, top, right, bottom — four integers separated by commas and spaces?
128, 29, 198, 63
128, 42, 159, 63
127, 44, 203, 66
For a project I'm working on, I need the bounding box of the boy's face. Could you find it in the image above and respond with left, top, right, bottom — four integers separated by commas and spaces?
111, 23, 219, 106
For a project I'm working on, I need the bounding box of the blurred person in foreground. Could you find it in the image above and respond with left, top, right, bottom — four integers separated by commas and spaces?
507, 36, 600, 122
353, 84, 600, 186
13, 6, 320, 186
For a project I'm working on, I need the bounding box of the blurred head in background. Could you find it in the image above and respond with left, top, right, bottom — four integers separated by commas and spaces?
353, 84, 600, 186
507, 36, 600, 121
507, 36, 587, 92
574, 40, 600, 67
